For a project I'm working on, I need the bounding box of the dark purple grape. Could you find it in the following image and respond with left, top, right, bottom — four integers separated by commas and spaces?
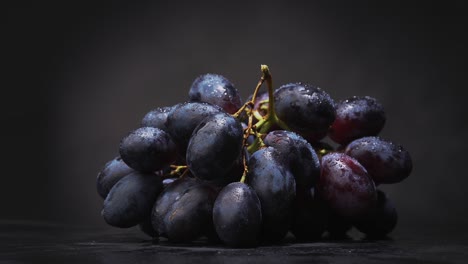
189, 74, 242, 114
290, 188, 328, 241
345, 136, 412, 184
186, 112, 243, 182
165, 102, 223, 155
119, 127, 177, 172
246, 147, 296, 243
213, 182, 262, 247
328, 96, 386, 145
354, 190, 397, 238
317, 153, 377, 221
264, 130, 320, 191
151, 177, 200, 238
102, 172, 163, 228
96, 156, 134, 199
274, 83, 336, 142
141, 105, 176, 131
151, 177, 218, 242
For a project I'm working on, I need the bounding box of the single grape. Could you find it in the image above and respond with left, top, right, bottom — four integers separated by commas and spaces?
317, 152, 377, 221
354, 190, 397, 238
264, 130, 320, 191
102, 172, 163, 228
165, 102, 223, 156
246, 147, 296, 243
189, 74, 242, 114
328, 96, 386, 145
186, 112, 243, 182
152, 177, 201, 239
213, 182, 262, 247
151, 177, 218, 242
141, 105, 176, 131
119, 127, 177, 172
274, 83, 336, 142
290, 188, 328, 241
96, 156, 134, 199
345, 136, 412, 184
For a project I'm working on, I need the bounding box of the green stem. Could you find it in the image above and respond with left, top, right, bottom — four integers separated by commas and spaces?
263, 65, 276, 120
252, 109, 264, 121
247, 65, 290, 154
241, 65, 292, 178
260, 65, 290, 131
162, 165, 188, 179
240, 173, 246, 183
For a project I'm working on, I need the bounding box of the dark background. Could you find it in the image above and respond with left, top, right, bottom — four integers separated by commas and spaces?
4, 1, 467, 233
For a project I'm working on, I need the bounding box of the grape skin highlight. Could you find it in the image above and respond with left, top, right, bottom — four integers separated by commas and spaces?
119, 127, 177, 172
345, 136, 412, 184
274, 83, 336, 142
189, 73, 242, 114
329, 96, 386, 145
186, 112, 244, 182
317, 152, 377, 221
102, 172, 163, 228
96, 156, 134, 199
247, 147, 296, 242
213, 182, 262, 247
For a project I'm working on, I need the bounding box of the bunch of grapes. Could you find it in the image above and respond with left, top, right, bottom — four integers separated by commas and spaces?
97, 65, 412, 247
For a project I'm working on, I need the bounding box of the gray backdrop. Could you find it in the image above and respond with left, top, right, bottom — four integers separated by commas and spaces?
4, 1, 467, 231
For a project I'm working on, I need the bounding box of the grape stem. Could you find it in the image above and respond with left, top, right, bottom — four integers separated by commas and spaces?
163, 165, 188, 179
254, 65, 290, 134
236, 64, 289, 182
237, 65, 271, 183
232, 67, 268, 118
246, 65, 289, 153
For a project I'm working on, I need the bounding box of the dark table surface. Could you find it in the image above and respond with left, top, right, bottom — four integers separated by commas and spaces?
1, 220, 467, 264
